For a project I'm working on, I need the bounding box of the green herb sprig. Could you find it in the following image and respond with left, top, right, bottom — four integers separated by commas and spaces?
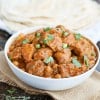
62, 31, 69, 36
83, 55, 89, 67
72, 58, 81, 67
35, 44, 41, 49
75, 33, 81, 40
44, 27, 51, 32
44, 56, 54, 64
22, 39, 29, 44
35, 32, 41, 38
62, 43, 68, 49
43, 34, 54, 44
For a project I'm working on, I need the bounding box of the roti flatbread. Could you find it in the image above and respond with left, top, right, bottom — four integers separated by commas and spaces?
0, 0, 100, 31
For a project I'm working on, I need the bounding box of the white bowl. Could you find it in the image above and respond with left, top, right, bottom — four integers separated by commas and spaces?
4, 26, 100, 91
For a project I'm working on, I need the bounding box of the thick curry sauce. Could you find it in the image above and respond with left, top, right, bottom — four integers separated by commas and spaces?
8, 25, 97, 78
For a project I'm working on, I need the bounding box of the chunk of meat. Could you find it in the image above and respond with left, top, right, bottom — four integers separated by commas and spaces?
33, 29, 48, 44
63, 33, 75, 45
66, 63, 76, 76
52, 64, 59, 75
58, 64, 70, 78
8, 47, 22, 60
47, 35, 63, 52
54, 49, 71, 64
68, 63, 80, 76
32, 30, 43, 45
56, 25, 71, 36
12, 59, 26, 69
26, 60, 45, 76
81, 64, 88, 72
39, 31, 50, 44
25, 33, 35, 42
34, 48, 53, 60
44, 66, 53, 77
71, 38, 94, 58
35, 28, 44, 34
9, 34, 25, 51
22, 44, 35, 62
39, 30, 62, 52
12, 60, 19, 66
56, 25, 67, 32
32, 38, 40, 46
50, 28, 62, 37
17, 59, 26, 69
54, 74, 61, 78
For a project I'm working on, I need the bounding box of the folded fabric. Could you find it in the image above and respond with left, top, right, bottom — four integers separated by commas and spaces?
0, 51, 100, 100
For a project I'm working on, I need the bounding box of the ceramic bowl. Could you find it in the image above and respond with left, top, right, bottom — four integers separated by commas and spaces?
4, 26, 100, 91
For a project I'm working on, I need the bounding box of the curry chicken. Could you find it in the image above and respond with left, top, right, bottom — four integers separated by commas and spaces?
8, 25, 97, 78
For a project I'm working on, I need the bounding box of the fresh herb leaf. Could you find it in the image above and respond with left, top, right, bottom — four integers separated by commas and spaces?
72, 58, 81, 67
91, 52, 96, 56
43, 38, 49, 44
6, 96, 30, 100
44, 27, 51, 31
83, 55, 89, 67
35, 32, 41, 38
35, 44, 41, 49
44, 56, 54, 64
47, 34, 54, 41
22, 39, 29, 44
62, 43, 68, 49
7, 88, 16, 95
62, 31, 69, 36
43, 34, 54, 44
75, 33, 81, 40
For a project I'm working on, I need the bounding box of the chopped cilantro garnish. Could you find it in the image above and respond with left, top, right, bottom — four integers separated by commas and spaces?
62, 43, 68, 49
22, 39, 29, 44
83, 55, 89, 67
36, 32, 41, 38
72, 58, 81, 67
43, 38, 49, 44
62, 31, 69, 36
7, 88, 16, 95
35, 44, 41, 49
91, 52, 96, 56
75, 33, 81, 40
44, 56, 54, 64
43, 34, 54, 44
44, 27, 51, 31
47, 34, 54, 41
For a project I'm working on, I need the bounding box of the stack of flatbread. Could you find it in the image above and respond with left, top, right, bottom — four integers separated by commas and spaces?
0, 0, 100, 31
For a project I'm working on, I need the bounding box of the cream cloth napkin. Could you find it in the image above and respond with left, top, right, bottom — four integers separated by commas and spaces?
0, 51, 100, 100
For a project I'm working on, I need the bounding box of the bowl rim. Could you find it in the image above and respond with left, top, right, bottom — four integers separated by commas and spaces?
4, 26, 100, 81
